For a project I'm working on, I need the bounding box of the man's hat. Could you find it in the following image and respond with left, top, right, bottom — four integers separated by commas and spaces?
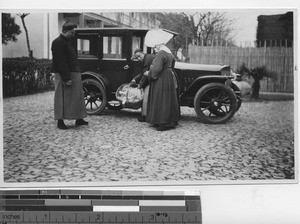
62, 22, 77, 31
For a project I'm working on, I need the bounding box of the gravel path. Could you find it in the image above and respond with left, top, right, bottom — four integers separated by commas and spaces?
2, 91, 295, 183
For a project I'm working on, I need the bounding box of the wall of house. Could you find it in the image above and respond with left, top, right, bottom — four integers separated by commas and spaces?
2, 12, 160, 59
48, 13, 60, 59
2, 12, 64, 59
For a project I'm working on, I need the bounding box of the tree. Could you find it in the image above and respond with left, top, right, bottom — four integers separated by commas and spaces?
191, 12, 236, 46
156, 11, 236, 59
156, 12, 195, 58
17, 13, 33, 59
237, 63, 277, 99
2, 13, 21, 45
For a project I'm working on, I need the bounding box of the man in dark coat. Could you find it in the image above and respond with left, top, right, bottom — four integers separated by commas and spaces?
51, 22, 88, 129
131, 49, 155, 122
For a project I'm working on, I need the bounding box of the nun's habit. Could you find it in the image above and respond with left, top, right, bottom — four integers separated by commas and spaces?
145, 29, 180, 130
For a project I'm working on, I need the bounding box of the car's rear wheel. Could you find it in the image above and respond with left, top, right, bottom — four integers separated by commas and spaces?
82, 78, 107, 115
194, 83, 237, 124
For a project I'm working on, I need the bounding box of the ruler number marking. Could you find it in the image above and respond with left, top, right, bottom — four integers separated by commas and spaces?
150, 214, 155, 221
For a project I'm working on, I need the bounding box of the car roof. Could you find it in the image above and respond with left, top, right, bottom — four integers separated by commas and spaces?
75, 27, 178, 36
75, 27, 148, 31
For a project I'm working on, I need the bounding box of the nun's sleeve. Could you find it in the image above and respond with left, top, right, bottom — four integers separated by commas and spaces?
148, 51, 165, 80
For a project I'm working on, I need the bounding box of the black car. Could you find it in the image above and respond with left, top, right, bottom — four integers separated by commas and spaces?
72, 27, 242, 124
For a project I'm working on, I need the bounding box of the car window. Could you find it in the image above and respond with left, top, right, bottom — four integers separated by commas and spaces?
103, 35, 125, 59
77, 37, 98, 59
132, 35, 147, 54
132, 36, 142, 53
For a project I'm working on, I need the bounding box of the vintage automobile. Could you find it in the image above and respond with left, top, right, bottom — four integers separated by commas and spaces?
72, 28, 242, 124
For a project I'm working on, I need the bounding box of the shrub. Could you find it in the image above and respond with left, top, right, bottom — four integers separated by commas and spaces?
2, 57, 54, 98
237, 63, 278, 99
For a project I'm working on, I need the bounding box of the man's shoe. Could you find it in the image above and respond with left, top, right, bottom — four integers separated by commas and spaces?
76, 119, 89, 125
137, 116, 146, 122
57, 120, 68, 129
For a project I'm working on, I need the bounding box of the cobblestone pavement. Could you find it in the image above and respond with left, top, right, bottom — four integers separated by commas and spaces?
2, 91, 295, 183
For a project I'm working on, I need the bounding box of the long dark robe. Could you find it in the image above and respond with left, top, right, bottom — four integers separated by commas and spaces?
146, 48, 180, 126
54, 72, 87, 120
52, 34, 87, 120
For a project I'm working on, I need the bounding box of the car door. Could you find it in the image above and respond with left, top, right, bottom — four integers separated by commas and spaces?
76, 32, 100, 74
98, 31, 131, 92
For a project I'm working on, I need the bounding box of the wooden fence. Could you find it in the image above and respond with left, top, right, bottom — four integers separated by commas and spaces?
188, 44, 294, 93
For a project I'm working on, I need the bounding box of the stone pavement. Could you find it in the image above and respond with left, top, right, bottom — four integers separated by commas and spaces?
2, 91, 295, 183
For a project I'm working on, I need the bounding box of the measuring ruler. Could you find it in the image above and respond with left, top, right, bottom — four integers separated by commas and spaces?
0, 190, 201, 223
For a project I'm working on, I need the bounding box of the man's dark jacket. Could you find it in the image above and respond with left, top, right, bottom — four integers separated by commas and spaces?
51, 34, 80, 82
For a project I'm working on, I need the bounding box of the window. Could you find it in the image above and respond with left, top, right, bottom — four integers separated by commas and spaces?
132, 36, 142, 53
103, 36, 124, 59
132, 35, 147, 54
77, 37, 98, 59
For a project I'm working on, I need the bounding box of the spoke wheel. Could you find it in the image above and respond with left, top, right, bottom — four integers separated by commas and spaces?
82, 78, 107, 115
194, 83, 237, 124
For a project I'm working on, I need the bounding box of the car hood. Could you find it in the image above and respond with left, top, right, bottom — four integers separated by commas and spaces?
174, 62, 230, 71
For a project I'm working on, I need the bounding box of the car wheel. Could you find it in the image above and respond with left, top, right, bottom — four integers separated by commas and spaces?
107, 101, 123, 110
194, 83, 237, 124
82, 78, 107, 115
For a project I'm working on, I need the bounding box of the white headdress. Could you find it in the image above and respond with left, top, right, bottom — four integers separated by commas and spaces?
144, 29, 174, 47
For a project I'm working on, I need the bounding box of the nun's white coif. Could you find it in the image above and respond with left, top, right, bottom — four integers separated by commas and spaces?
144, 29, 174, 47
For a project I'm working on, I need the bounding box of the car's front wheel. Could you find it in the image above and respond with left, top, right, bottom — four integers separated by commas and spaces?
194, 83, 237, 124
82, 78, 107, 115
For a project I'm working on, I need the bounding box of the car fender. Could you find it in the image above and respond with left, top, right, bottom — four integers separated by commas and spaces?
181, 75, 233, 98
232, 80, 251, 97
81, 71, 110, 93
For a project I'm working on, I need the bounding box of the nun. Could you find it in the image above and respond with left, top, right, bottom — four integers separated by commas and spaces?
144, 29, 180, 131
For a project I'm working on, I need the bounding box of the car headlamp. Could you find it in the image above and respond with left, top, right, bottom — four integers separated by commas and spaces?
221, 67, 231, 76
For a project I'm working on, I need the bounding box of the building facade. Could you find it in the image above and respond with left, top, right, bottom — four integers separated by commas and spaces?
2, 12, 160, 59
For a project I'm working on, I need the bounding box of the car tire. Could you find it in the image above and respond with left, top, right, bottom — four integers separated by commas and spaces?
82, 78, 107, 115
194, 83, 237, 124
